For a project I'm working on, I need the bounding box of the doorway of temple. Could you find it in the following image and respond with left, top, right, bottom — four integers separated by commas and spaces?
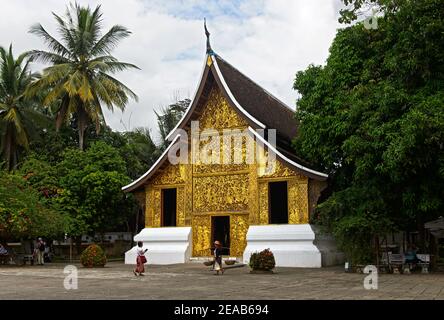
161, 188, 177, 227
212, 216, 230, 255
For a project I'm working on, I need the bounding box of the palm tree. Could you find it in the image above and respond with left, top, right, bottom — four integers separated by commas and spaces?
0, 45, 39, 171
27, 2, 139, 150
155, 98, 190, 149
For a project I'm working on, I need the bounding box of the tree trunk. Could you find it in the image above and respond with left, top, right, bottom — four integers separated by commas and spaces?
375, 235, 380, 266
417, 217, 425, 251
4, 124, 16, 171
75, 236, 82, 256
77, 106, 88, 151
78, 128, 85, 151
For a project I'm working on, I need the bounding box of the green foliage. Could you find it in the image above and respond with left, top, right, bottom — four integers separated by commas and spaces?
55, 141, 134, 237
0, 45, 42, 170
249, 249, 276, 271
0, 170, 65, 240
20, 155, 60, 199
88, 126, 159, 180
80, 243, 107, 267
294, 0, 444, 262
339, 0, 401, 24
155, 98, 189, 149
26, 2, 139, 150
0, 3, 191, 243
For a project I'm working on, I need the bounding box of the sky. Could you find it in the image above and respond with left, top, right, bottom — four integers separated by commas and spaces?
0, 0, 344, 139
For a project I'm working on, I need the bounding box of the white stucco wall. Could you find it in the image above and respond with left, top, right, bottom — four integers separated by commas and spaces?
243, 224, 323, 268
125, 227, 192, 265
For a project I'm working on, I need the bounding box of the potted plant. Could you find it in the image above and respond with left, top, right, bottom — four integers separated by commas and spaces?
249, 248, 276, 274
80, 244, 107, 268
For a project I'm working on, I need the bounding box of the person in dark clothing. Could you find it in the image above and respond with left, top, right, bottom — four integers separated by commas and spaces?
213, 240, 224, 275
36, 238, 45, 265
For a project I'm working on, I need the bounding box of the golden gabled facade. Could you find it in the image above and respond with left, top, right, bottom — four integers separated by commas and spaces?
138, 85, 326, 257
124, 50, 329, 259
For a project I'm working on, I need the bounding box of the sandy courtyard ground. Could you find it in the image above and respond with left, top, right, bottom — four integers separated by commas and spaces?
1, 262, 443, 300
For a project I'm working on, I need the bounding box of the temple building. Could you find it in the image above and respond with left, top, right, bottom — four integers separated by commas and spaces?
124, 27, 343, 267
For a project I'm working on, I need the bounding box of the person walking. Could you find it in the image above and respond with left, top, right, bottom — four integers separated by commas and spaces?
213, 240, 224, 275
36, 238, 45, 265
134, 241, 148, 276
0, 243, 9, 264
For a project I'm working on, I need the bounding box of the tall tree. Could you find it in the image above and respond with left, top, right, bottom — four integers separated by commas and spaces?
338, 0, 399, 24
294, 0, 444, 262
55, 141, 134, 247
0, 45, 39, 171
0, 169, 66, 241
27, 2, 139, 150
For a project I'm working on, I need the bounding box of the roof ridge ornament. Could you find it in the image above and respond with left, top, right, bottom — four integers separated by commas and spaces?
204, 18, 215, 56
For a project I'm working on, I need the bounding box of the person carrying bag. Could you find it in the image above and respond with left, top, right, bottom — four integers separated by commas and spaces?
134, 241, 148, 276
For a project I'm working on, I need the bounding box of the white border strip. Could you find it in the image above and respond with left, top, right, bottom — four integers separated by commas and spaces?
248, 127, 328, 179
122, 135, 181, 191
165, 55, 209, 141
212, 55, 266, 129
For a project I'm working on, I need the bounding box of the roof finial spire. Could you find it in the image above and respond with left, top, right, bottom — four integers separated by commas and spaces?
204, 18, 214, 55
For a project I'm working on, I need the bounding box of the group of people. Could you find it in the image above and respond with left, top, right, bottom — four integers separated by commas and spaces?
0, 243, 8, 256
0, 243, 9, 264
34, 238, 47, 265
0, 239, 46, 265
0, 243, 10, 265
132, 240, 226, 276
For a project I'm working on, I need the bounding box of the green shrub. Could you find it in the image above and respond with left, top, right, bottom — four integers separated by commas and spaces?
80, 244, 107, 267
249, 248, 275, 271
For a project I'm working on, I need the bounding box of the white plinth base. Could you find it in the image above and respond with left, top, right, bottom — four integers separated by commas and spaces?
243, 224, 342, 268
125, 227, 191, 265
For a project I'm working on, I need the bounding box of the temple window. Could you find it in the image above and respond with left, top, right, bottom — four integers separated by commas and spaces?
212, 216, 230, 255
268, 181, 289, 224
162, 188, 177, 227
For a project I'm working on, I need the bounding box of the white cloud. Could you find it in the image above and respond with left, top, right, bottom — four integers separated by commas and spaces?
0, 0, 342, 139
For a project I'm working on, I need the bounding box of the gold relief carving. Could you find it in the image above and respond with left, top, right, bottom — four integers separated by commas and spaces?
272, 161, 299, 178
152, 189, 162, 227
256, 145, 304, 179
258, 182, 269, 224
184, 162, 193, 226
288, 179, 309, 224
248, 163, 259, 224
192, 215, 211, 256
230, 215, 249, 257
259, 158, 303, 179
151, 164, 185, 186
193, 96, 251, 174
177, 187, 186, 226
193, 174, 249, 212
193, 164, 248, 175
193, 138, 249, 174
198, 87, 248, 130
145, 186, 153, 227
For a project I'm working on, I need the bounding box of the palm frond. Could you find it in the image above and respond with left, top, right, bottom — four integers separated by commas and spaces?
98, 71, 138, 102
91, 25, 131, 56
27, 50, 71, 64
52, 12, 77, 57
90, 60, 140, 73
29, 23, 71, 58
